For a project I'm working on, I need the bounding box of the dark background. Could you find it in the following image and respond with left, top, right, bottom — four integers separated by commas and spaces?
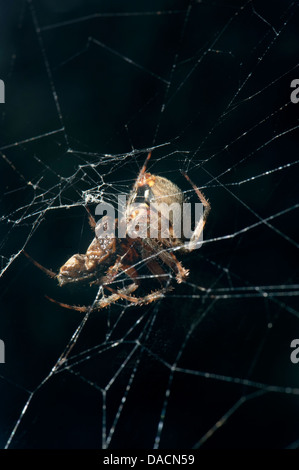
0, 0, 298, 449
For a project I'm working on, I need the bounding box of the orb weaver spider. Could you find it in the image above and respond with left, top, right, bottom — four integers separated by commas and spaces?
24, 152, 210, 312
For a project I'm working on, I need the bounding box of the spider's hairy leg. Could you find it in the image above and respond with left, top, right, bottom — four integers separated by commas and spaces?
90, 236, 141, 287
169, 251, 189, 283
23, 250, 57, 279
100, 261, 140, 286
145, 258, 170, 285
46, 282, 170, 312
45, 295, 88, 312
141, 243, 171, 285
84, 205, 96, 230
105, 284, 171, 307
130, 151, 152, 196
142, 239, 189, 284
45, 283, 139, 312
138, 151, 152, 181
181, 171, 210, 252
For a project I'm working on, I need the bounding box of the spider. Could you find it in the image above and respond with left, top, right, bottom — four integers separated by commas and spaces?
24, 152, 210, 312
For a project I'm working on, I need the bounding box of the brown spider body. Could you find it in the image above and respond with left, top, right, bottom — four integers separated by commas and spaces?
24, 153, 210, 311
129, 173, 186, 241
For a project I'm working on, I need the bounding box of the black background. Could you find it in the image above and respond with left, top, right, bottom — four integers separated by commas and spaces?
0, 0, 298, 449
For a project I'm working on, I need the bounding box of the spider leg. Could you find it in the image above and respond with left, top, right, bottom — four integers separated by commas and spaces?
168, 251, 189, 283
105, 284, 171, 306
145, 258, 170, 285
92, 253, 171, 309
46, 275, 169, 312
84, 205, 97, 230
98, 283, 139, 308
142, 239, 189, 283
104, 284, 140, 303
45, 295, 88, 312
131, 151, 152, 195
23, 250, 57, 279
181, 171, 210, 252
99, 241, 173, 304
140, 243, 172, 285
91, 247, 141, 286
45, 283, 139, 312
106, 259, 140, 285
138, 151, 152, 179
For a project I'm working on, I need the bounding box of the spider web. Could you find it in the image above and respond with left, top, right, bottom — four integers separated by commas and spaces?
0, 0, 299, 450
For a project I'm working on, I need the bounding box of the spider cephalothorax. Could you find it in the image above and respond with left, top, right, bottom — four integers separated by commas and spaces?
24, 152, 210, 312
